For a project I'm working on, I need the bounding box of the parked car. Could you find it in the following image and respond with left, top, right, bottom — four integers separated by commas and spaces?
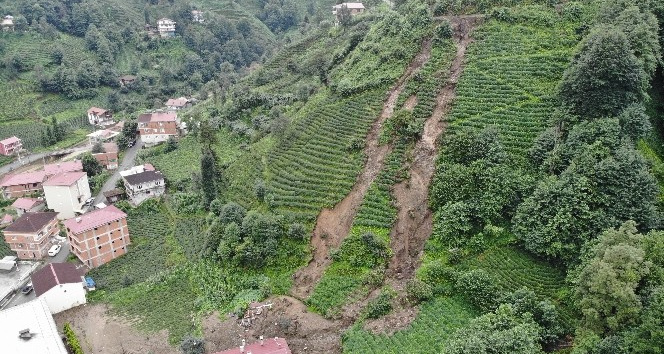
21, 283, 33, 295
84, 197, 95, 206
54, 234, 66, 242
48, 244, 62, 257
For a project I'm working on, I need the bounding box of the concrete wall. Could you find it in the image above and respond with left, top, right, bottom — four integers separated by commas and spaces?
41, 282, 86, 314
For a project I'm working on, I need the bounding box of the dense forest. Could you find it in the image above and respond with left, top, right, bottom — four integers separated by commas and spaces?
1, 0, 664, 353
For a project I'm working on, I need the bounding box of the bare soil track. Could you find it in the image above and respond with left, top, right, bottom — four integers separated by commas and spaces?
369, 16, 481, 333
291, 38, 434, 300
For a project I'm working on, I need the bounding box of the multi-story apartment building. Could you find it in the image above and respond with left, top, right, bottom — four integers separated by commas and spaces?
137, 112, 178, 145
0, 136, 22, 156
63, 205, 130, 268
2, 212, 59, 260
0, 171, 47, 199
42, 172, 91, 220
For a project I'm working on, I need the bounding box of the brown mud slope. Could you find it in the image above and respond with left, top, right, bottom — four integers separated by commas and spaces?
291, 39, 434, 300
371, 16, 481, 333
204, 296, 342, 354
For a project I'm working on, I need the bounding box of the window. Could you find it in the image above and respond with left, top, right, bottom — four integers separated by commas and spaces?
98, 246, 101, 249
96, 236, 99, 240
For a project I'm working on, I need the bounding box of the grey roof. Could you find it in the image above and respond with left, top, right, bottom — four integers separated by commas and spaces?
123, 170, 163, 186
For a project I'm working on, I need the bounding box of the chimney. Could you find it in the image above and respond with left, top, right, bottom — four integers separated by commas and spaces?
260, 335, 264, 346
76, 217, 81, 223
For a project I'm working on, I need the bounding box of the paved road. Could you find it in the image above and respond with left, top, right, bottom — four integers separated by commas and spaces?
3, 241, 71, 309
93, 140, 143, 205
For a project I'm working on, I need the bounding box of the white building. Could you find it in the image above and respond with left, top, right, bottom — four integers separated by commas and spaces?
137, 112, 178, 145
121, 166, 165, 205
31, 263, 86, 314
0, 298, 68, 353
157, 18, 176, 38
192, 10, 204, 23
43, 172, 91, 220
87, 107, 114, 127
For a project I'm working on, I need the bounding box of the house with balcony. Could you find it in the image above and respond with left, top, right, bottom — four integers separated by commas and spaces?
63, 205, 130, 268
121, 166, 165, 205
87, 107, 114, 127
157, 18, 176, 38
0, 136, 22, 156
42, 172, 91, 220
2, 212, 59, 260
92, 142, 119, 170
11, 197, 46, 216
0, 171, 47, 199
137, 112, 178, 145
43, 160, 83, 177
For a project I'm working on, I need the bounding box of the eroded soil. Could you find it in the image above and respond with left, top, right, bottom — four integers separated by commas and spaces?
291, 39, 434, 300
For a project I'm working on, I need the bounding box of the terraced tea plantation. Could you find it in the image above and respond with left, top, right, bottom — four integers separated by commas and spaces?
267, 90, 383, 221
342, 296, 477, 353
447, 11, 579, 154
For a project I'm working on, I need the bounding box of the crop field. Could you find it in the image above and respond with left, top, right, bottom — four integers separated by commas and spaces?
141, 129, 244, 185
223, 136, 274, 209
266, 89, 383, 221
342, 296, 477, 353
447, 12, 579, 154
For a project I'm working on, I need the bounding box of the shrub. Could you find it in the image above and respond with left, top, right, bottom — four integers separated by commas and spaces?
63, 323, 84, 354
455, 269, 501, 312
364, 290, 394, 319
180, 336, 205, 354
406, 278, 433, 303
287, 223, 308, 240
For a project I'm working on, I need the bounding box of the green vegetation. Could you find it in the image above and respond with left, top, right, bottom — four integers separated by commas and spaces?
447, 5, 582, 153
63, 323, 84, 354
342, 297, 477, 353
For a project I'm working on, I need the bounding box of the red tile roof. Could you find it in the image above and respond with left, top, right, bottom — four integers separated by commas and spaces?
143, 163, 155, 171
87, 107, 108, 115
0, 136, 20, 145
3, 212, 58, 233
63, 205, 127, 234
44, 160, 83, 176
213, 338, 291, 354
31, 263, 85, 296
138, 112, 177, 123
43, 172, 87, 186
0, 170, 47, 187
11, 197, 44, 210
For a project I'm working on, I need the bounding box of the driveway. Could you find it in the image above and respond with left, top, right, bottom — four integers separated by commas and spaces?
92, 140, 143, 205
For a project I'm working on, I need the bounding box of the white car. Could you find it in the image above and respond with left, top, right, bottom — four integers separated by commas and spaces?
48, 244, 62, 257
54, 235, 67, 242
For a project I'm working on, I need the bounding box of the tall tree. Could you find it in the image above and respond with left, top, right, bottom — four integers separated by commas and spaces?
558, 26, 646, 119
574, 221, 650, 334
